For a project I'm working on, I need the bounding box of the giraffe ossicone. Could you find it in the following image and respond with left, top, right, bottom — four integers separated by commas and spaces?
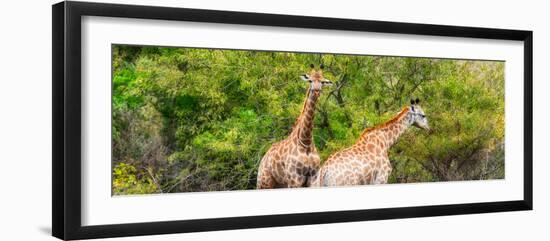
257, 64, 333, 189
310, 99, 429, 187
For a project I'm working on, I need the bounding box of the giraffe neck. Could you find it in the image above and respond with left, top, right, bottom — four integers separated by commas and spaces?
291, 88, 320, 152
357, 107, 413, 152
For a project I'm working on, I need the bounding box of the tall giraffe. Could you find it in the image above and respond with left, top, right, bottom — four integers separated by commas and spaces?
310, 98, 429, 187
257, 64, 333, 189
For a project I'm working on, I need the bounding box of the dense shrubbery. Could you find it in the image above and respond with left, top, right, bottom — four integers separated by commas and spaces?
112, 45, 504, 194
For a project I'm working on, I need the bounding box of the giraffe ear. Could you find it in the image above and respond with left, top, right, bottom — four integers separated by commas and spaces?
321, 79, 333, 86
300, 74, 311, 82
415, 98, 420, 104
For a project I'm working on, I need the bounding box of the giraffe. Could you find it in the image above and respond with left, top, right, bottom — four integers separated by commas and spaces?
310, 98, 429, 187
256, 64, 333, 189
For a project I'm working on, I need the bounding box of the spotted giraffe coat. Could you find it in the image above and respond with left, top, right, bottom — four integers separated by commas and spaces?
257, 67, 331, 189
310, 107, 422, 187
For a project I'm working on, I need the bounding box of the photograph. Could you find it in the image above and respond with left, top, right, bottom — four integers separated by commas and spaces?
111, 45, 505, 195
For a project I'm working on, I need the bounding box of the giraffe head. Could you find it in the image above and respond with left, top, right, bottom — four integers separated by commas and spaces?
300, 64, 333, 94
409, 98, 430, 130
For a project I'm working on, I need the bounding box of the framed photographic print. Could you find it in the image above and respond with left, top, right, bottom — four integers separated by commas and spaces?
52, 1, 533, 240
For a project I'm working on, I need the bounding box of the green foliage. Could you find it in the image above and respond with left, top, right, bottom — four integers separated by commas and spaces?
112, 45, 505, 194
112, 162, 158, 195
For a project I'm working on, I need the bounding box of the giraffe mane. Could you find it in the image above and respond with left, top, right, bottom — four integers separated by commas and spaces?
291, 86, 312, 128
358, 107, 410, 139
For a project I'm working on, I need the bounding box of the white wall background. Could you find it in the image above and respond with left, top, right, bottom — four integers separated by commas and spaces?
0, 0, 547, 240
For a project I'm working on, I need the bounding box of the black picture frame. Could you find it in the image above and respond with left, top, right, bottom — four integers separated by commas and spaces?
52, 1, 533, 240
